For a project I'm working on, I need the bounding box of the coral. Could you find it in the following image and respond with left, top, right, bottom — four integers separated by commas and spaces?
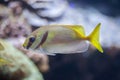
0, 4, 31, 38
0, 39, 43, 80
19, 47, 49, 73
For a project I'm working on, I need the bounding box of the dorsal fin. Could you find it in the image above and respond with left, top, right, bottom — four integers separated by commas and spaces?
63, 25, 86, 38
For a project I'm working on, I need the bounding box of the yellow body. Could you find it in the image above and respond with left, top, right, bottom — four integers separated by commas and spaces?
23, 23, 103, 55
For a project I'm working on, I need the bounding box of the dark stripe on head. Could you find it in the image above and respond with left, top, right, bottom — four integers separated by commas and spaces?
26, 42, 32, 49
35, 31, 48, 49
26, 37, 36, 49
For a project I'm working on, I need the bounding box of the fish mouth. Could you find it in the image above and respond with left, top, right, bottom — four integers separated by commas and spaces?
23, 44, 29, 49
22, 44, 25, 48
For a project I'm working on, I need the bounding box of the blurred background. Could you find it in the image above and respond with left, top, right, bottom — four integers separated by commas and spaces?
0, 0, 120, 80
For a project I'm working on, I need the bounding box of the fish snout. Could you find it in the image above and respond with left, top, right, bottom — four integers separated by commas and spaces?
23, 43, 27, 49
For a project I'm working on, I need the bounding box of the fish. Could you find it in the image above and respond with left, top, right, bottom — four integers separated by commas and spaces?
23, 23, 103, 55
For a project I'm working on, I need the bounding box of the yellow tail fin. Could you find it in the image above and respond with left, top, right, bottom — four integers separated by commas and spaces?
87, 23, 103, 53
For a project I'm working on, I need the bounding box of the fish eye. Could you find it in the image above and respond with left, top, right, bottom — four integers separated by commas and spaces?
29, 37, 35, 42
